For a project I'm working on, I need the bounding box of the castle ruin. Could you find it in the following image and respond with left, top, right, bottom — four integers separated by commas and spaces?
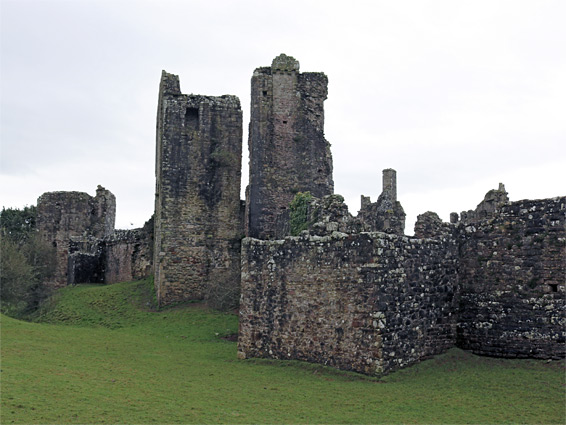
35, 54, 565, 376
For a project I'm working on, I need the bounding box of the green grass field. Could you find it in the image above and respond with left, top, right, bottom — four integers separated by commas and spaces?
1, 279, 565, 424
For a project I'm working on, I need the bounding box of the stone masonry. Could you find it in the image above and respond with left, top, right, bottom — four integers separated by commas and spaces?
238, 232, 459, 375
246, 54, 334, 240
36, 185, 115, 287
153, 71, 242, 307
456, 197, 566, 359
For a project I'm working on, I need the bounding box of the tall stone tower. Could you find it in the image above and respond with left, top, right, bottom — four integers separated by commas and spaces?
36, 185, 116, 288
246, 54, 334, 239
153, 71, 243, 307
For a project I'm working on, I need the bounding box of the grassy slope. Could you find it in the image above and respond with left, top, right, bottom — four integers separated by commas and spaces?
1, 279, 564, 424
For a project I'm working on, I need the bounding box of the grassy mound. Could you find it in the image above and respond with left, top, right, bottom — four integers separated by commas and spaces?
2, 279, 564, 424
29, 279, 158, 328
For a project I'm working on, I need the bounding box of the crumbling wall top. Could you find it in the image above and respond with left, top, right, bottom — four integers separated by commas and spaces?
159, 70, 181, 96
159, 71, 240, 109
455, 183, 510, 223
271, 53, 300, 72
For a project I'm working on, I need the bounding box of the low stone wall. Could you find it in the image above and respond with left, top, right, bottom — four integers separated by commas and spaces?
104, 228, 152, 284
457, 197, 566, 358
68, 219, 153, 285
238, 231, 459, 375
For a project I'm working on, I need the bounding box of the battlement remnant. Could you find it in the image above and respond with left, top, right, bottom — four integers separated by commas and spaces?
245, 54, 334, 240
153, 70, 243, 307
457, 183, 509, 223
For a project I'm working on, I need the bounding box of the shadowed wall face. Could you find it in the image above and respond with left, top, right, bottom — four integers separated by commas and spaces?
246, 54, 334, 240
153, 71, 243, 306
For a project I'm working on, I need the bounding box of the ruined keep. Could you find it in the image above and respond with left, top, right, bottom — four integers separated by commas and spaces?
33, 54, 565, 377
37, 185, 116, 287
37, 185, 153, 287
153, 71, 243, 307
245, 54, 334, 240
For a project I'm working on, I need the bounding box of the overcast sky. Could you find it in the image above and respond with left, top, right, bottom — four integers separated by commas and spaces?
1, 0, 565, 234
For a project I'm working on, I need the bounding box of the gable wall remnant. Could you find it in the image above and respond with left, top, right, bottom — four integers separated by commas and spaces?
358, 169, 406, 235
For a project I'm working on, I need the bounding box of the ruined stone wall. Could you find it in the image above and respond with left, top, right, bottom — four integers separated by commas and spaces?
238, 232, 459, 376
37, 186, 115, 287
459, 183, 509, 223
358, 169, 406, 235
246, 54, 334, 240
154, 71, 242, 306
414, 211, 453, 239
68, 236, 105, 284
104, 223, 153, 284
457, 197, 566, 358
68, 217, 153, 285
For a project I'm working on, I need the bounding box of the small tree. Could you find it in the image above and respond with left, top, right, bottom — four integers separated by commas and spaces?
0, 206, 56, 315
0, 235, 36, 315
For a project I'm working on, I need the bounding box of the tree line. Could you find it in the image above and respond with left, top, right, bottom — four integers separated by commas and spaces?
1, 206, 56, 316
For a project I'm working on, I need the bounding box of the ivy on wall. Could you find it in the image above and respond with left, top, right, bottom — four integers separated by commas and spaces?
289, 192, 313, 236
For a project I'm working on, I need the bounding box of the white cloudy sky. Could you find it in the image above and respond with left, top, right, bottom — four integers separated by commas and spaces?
1, 0, 565, 234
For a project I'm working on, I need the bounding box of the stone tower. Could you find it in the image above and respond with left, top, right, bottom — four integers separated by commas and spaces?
153, 71, 243, 307
36, 185, 116, 287
246, 54, 334, 239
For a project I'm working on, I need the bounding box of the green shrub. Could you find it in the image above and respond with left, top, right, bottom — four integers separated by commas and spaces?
0, 206, 56, 316
289, 191, 313, 236
0, 235, 36, 315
